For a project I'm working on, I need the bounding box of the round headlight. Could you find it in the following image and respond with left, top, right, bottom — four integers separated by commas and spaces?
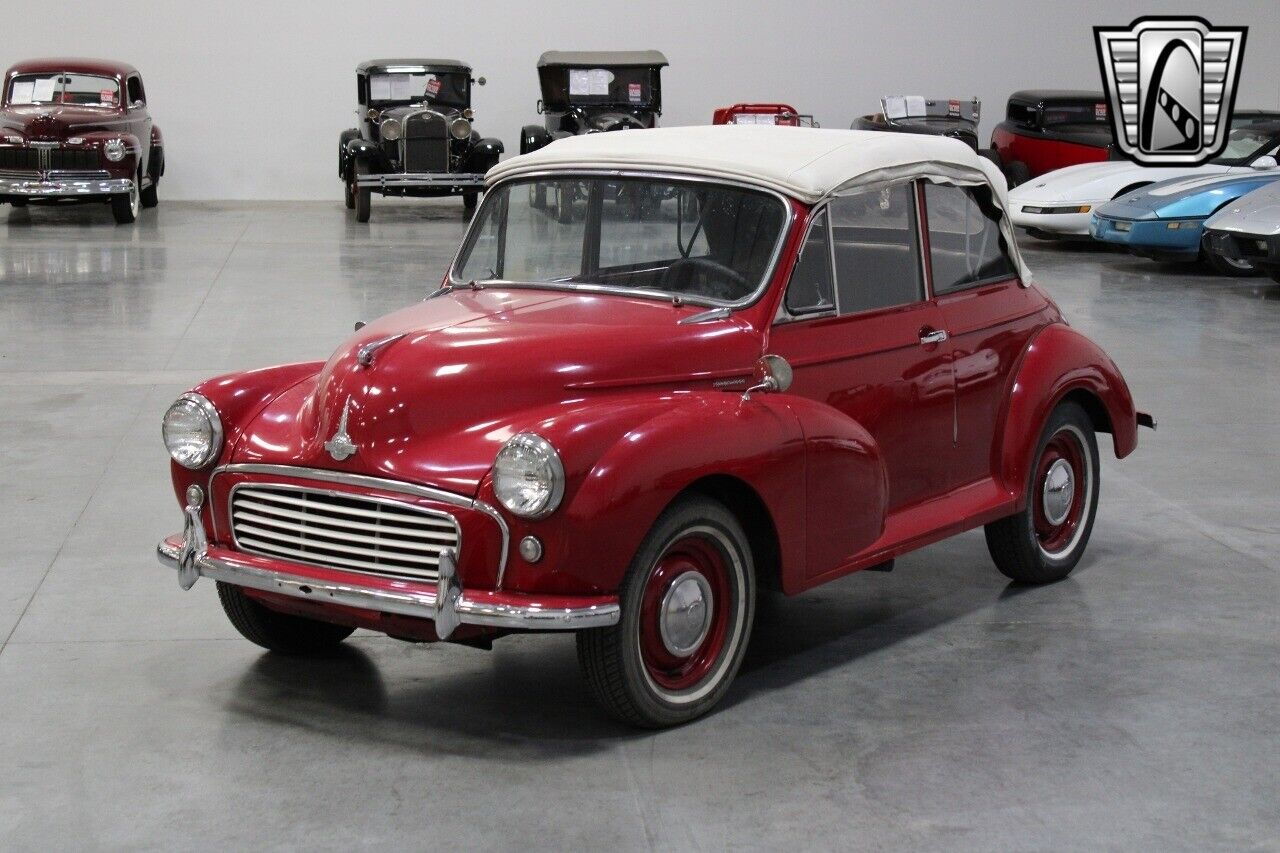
104, 139, 126, 162
493, 433, 564, 519
162, 393, 223, 469
450, 117, 472, 141
380, 118, 402, 141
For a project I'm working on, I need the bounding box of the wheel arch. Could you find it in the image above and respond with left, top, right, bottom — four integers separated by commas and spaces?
678, 474, 782, 592
1111, 181, 1152, 200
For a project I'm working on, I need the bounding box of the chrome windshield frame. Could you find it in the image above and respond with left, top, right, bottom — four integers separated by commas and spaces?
445, 169, 797, 311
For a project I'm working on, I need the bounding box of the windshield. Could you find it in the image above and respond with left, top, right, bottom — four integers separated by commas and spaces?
540, 66, 657, 110
367, 70, 468, 108
453, 176, 788, 306
7, 73, 120, 108
1213, 121, 1280, 165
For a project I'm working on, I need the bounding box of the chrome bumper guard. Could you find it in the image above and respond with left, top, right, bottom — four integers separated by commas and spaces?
0, 172, 132, 197
357, 172, 486, 189
156, 537, 620, 636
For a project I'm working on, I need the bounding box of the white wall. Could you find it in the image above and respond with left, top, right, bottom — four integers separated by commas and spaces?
7, 0, 1278, 199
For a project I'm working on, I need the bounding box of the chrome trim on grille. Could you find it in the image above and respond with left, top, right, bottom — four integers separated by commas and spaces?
210, 464, 511, 586
229, 482, 460, 583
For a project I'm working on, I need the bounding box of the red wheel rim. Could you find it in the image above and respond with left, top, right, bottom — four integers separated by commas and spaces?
1032, 427, 1088, 555
638, 533, 732, 693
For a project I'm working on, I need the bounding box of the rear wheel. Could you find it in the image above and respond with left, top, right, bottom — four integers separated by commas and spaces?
1003, 160, 1031, 189
111, 177, 140, 224
218, 582, 355, 655
9, 197, 27, 208
985, 401, 1100, 584
553, 183, 574, 223
463, 190, 478, 212
353, 162, 371, 223
1204, 249, 1259, 277
577, 496, 756, 728
1269, 269, 1280, 284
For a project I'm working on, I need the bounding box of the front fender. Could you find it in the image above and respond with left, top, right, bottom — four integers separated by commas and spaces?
519, 124, 551, 155
465, 137, 503, 173
169, 362, 324, 513
996, 323, 1138, 499
487, 392, 806, 596
343, 136, 380, 175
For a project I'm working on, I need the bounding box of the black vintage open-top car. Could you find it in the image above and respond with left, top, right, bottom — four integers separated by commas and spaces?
338, 58, 503, 221
852, 96, 984, 152
519, 50, 668, 155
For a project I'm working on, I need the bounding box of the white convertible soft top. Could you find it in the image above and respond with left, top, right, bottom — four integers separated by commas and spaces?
487, 126, 1032, 284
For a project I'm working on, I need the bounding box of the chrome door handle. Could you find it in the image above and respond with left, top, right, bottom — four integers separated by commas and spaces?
919, 329, 949, 345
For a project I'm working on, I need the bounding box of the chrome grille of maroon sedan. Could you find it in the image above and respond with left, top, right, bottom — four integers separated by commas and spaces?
230, 484, 459, 582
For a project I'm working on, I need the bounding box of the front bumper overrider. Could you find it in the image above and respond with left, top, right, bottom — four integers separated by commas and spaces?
0, 171, 132, 198
157, 535, 620, 636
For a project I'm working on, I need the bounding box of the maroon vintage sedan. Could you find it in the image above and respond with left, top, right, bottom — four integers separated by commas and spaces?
0, 58, 163, 223
157, 127, 1151, 727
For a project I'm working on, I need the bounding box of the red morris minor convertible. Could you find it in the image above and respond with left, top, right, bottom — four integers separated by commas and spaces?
0, 58, 163, 223
158, 127, 1150, 727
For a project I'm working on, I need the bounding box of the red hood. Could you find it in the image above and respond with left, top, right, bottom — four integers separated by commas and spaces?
231, 288, 763, 494
1, 104, 126, 139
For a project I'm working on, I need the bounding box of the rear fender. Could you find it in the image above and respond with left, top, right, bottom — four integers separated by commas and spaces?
996, 323, 1138, 500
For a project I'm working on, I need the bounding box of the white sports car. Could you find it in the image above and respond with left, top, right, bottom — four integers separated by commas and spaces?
1009, 119, 1280, 239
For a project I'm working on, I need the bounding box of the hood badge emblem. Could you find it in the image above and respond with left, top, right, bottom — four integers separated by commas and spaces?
356, 332, 406, 368
324, 396, 358, 461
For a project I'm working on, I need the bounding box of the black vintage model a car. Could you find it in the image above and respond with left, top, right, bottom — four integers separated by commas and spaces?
852, 96, 984, 151
519, 51, 668, 155
338, 59, 503, 221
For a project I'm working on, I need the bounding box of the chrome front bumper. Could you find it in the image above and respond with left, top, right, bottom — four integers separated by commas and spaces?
156, 537, 620, 635
356, 172, 486, 189
0, 172, 132, 197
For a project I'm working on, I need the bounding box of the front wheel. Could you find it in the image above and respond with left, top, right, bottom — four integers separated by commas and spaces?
217, 582, 355, 655
985, 401, 1100, 584
10, 197, 28, 208
140, 178, 158, 209
353, 162, 372, 223
1269, 268, 1280, 284
111, 177, 140, 224
1003, 160, 1031, 189
577, 496, 756, 728
1204, 249, 1259, 277
463, 190, 478, 212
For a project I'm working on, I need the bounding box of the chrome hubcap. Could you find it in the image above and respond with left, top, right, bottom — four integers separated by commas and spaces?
1042, 458, 1075, 526
659, 571, 713, 656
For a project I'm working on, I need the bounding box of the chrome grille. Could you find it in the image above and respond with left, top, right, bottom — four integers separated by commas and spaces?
230, 484, 458, 582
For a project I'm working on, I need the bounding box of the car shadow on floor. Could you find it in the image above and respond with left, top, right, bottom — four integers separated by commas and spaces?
221, 535, 1090, 753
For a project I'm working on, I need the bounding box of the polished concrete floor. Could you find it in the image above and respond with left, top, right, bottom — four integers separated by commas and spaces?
1, 198, 1276, 850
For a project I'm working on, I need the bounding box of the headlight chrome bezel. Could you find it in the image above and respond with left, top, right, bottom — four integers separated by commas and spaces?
493, 433, 565, 519
162, 392, 224, 470
103, 138, 127, 162
450, 117, 472, 141
380, 118, 403, 142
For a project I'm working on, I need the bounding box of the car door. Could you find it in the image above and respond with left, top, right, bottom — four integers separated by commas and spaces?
769, 181, 956, 576
921, 182, 1048, 488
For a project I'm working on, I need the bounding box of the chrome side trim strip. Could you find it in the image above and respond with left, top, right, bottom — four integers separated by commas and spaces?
157, 538, 619, 631
210, 464, 510, 586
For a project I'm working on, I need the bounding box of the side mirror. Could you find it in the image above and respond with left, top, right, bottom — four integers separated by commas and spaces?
476, 76, 486, 87
1250, 155, 1278, 170
742, 354, 793, 401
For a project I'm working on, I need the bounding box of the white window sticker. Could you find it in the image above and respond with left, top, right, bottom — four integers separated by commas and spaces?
904, 96, 926, 118
9, 80, 35, 104
883, 96, 908, 120
370, 74, 392, 100
733, 113, 774, 125
32, 77, 56, 102
390, 74, 412, 100
569, 68, 612, 97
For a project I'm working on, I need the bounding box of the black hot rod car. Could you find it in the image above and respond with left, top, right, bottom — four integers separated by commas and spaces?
338, 58, 503, 221
852, 96, 988, 154
519, 51, 668, 155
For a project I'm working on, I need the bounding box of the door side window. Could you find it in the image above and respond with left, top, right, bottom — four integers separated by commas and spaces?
126, 76, 144, 106
829, 184, 923, 314
782, 209, 835, 316
923, 183, 1017, 294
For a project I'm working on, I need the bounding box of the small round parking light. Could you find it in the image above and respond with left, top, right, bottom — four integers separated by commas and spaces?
519, 535, 544, 563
